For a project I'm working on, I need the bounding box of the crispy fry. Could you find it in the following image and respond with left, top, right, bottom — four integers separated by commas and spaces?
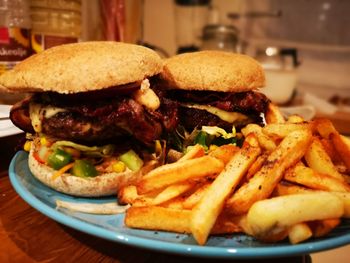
308, 219, 341, 238
287, 115, 305, 124
211, 213, 243, 234
118, 185, 139, 204
226, 129, 312, 215
288, 223, 313, 244
320, 138, 343, 164
284, 162, 350, 192
246, 192, 344, 239
208, 144, 239, 164
137, 156, 224, 194
246, 152, 269, 180
125, 206, 191, 233
191, 143, 261, 245
275, 183, 350, 219
178, 144, 205, 162
241, 124, 276, 151
182, 183, 211, 209
314, 118, 350, 170
305, 137, 345, 181
152, 182, 195, 205
262, 123, 309, 139
265, 103, 286, 124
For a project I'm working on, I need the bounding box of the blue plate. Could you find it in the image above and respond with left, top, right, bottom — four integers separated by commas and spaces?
9, 151, 350, 259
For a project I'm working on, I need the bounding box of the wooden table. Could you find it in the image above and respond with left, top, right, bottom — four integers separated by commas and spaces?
0, 134, 310, 263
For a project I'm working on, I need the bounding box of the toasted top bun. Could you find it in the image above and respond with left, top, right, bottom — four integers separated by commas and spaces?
160, 51, 265, 92
0, 41, 163, 94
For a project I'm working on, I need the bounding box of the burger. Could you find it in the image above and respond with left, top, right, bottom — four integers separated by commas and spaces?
152, 50, 270, 151
0, 41, 177, 197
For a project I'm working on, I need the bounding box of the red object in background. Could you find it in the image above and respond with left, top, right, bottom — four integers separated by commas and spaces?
0, 27, 10, 44
100, 0, 125, 41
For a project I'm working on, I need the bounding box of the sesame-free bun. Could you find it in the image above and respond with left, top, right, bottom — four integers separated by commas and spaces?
0, 41, 163, 94
160, 51, 265, 92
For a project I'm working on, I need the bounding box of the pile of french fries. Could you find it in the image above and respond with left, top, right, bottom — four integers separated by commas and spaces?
118, 103, 350, 245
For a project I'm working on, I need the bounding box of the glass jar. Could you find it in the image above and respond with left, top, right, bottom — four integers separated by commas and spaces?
201, 24, 238, 52
30, 0, 81, 53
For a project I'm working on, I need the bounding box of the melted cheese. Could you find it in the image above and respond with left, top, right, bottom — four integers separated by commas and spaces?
29, 103, 67, 133
181, 103, 249, 123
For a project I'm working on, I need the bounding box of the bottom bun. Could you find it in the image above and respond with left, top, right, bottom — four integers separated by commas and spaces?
28, 148, 139, 197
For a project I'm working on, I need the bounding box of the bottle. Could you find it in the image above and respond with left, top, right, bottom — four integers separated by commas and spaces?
0, 0, 32, 75
30, 0, 81, 53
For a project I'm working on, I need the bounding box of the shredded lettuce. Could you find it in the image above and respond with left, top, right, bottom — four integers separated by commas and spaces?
51, 140, 115, 157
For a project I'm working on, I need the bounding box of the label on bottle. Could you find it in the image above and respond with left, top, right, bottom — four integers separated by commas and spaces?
31, 34, 78, 53
0, 27, 31, 75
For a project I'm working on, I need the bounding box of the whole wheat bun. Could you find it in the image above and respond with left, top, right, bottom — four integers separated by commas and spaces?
28, 140, 145, 197
0, 41, 163, 94
160, 51, 265, 92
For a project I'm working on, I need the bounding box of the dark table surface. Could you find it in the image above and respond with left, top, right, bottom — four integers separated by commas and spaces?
0, 133, 311, 263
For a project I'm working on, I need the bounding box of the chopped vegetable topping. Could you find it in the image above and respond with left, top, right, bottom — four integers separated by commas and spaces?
119, 150, 144, 172
71, 159, 98, 178
47, 148, 72, 170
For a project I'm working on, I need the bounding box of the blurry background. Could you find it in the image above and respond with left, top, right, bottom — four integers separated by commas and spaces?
1, 0, 350, 130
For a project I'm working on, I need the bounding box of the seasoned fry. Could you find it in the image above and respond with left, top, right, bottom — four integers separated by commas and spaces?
125, 206, 244, 235
305, 137, 345, 181
226, 129, 312, 215
118, 185, 139, 204
191, 143, 261, 245
246, 192, 344, 239
288, 223, 312, 244
308, 219, 340, 238
178, 144, 205, 162
284, 162, 350, 192
287, 115, 305, 124
208, 144, 239, 164
246, 152, 269, 180
182, 183, 210, 209
152, 182, 195, 205
262, 123, 309, 139
137, 156, 224, 194
241, 124, 276, 151
314, 118, 350, 170
265, 103, 286, 124
125, 206, 191, 233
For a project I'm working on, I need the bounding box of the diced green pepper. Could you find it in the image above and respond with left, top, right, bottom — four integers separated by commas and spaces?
194, 131, 208, 150
119, 150, 144, 172
47, 148, 72, 170
71, 159, 98, 178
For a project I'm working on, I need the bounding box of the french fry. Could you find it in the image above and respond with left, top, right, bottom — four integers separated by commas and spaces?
288, 223, 313, 244
308, 219, 341, 238
191, 143, 261, 245
314, 118, 350, 170
177, 144, 205, 162
320, 138, 343, 164
246, 192, 344, 239
208, 144, 239, 164
125, 206, 191, 233
275, 183, 350, 219
152, 182, 195, 205
226, 129, 312, 215
265, 103, 286, 124
241, 124, 276, 151
182, 183, 211, 209
246, 152, 269, 180
305, 137, 345, 181
126, 206, 244, 235
262, 123, 309, 139
137, 156, 224, 194
284, 162, 350, 192
287, 115, 305, 124
118, 185, 139, 204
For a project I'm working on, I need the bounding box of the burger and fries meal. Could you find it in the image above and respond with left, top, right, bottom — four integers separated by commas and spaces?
1, 42, 349, 246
